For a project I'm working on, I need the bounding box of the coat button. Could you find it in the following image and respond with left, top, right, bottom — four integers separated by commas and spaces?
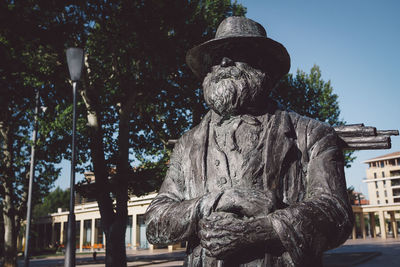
215, 159, 220, 166
219, 177, 227, 185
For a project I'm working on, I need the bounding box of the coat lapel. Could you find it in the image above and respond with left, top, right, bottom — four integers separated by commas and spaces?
189, 111, 211, 195
263, 110, 297, 199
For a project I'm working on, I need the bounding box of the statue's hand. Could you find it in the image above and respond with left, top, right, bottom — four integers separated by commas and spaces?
196, 191, 224, 219
215, 188, 275, 218
198, 212, 277, 259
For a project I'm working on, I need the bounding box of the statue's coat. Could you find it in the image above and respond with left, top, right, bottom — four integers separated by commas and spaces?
146, 105, 353, 266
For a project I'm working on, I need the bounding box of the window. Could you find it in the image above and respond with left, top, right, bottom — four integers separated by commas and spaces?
394, 198, 400, 203
374, 173, 377, 178
383, 180, 386, 187
382, 172, 385, 178
376, 191, 379, 197
377, 200, 381, 204
375, 181, 378, 189
384, 190, 387, 197
390, 170, 400, 177
380, 161, 385, 168
389, 159, 396, 166
386, 200, 389, 204
393, 188, 400, 197
392, 179, 400, 186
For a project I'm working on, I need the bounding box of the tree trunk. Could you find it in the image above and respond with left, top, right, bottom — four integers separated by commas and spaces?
1, 124, 18, 267
104, 215, 128, 266
3, 190, 17, 267
81, 86, 131, 266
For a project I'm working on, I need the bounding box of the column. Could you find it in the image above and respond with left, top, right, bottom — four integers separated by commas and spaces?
51, 223, 55, 246
378, 210, 387, 239
18, 235, 23, 251
132, 213, 137, 250
91, 218, 95, 251
352, 217, 357, 240
369, 212, 376, 238
60, 221, 64, 244
43, 223, 47, 247
35, 225, 39, 248
360, 213, 366, 239
390, 211, 398, 238
80, 220, 84, 252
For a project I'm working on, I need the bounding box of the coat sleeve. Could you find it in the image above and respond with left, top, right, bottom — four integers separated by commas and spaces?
145, 136, 222, 245
268, 122, 354, 265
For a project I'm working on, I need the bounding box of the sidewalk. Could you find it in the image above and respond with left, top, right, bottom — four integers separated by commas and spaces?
20, 238, 400, 266
324, 238, 400, 266
19, 249, 186, 267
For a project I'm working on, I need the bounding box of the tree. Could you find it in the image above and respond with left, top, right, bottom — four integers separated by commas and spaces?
0, 1, 85, 266
73, 1, 246, 266
0, 1, 246, 265
33, 187, 70, 218
347, 186, 357, 205
271, 65, 355, 167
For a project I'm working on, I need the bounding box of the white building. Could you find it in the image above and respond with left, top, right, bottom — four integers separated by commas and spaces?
364, 151, 400, 205
27, 193, 165, 252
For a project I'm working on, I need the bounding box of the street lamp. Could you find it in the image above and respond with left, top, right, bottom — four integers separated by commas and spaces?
24, 89, 39, 267
65, 47, 84, 267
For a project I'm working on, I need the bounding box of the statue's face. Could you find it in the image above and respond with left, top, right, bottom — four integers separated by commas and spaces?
202, 57, 271, 116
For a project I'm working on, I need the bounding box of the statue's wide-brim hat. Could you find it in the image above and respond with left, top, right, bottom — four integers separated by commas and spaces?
186, 16, 290, 82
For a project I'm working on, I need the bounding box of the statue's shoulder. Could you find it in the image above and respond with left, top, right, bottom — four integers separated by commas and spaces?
261, 100, 330, 133
283, 110, 334, 133
273, 110, 337, 150
176, 111, 212, 146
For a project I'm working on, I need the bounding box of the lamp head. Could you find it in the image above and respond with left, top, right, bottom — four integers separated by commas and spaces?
66, 48, 84, 82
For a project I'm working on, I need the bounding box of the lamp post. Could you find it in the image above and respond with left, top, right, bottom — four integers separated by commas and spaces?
65, 48, 84, 267
24, 89, 39, 267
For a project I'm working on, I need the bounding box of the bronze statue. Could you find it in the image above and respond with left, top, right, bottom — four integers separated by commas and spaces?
145, 16, 353, 267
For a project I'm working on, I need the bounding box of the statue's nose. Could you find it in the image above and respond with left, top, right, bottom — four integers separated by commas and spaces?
221, 57, 234, 67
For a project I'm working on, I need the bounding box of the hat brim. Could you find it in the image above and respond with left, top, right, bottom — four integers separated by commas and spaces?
186, 36, 290, 83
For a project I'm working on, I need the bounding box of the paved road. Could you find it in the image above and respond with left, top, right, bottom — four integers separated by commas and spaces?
325, 238, 400, 266
17, 238, 400, 266
18, 249, 185, 267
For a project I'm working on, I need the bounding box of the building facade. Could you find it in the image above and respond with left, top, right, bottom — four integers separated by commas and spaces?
347, 151, 400, 240
25, 153, 400, 253
364, 151, 400, 205
27, 193, 159, 252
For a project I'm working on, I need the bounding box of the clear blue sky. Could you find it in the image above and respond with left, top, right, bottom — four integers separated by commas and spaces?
236, 0, 400, 197
54, 0, 400, 199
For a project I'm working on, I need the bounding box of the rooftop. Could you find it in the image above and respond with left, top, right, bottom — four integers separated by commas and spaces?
363, 151, 400, 163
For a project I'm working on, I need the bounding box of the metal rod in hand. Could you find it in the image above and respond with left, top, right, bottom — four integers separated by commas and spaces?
65, 81, 78, 267
24, 89, 39, 267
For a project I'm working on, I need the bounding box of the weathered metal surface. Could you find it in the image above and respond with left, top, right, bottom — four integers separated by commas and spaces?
333, 124, 376, 137
146, 17, 355, 267
334, 124, 398, 150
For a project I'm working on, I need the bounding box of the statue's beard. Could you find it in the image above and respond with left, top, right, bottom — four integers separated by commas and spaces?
202, 63, 268, 116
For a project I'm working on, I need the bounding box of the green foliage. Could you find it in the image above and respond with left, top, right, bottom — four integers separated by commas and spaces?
0, 0, 87, 205
33, 187, 70, 218
272, 65, 340, 124
0, 2, 88, 264
347, 186, 356, 205
1, 0, 248, 264
75, 0, 246, 193
271, 65, 355, 167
